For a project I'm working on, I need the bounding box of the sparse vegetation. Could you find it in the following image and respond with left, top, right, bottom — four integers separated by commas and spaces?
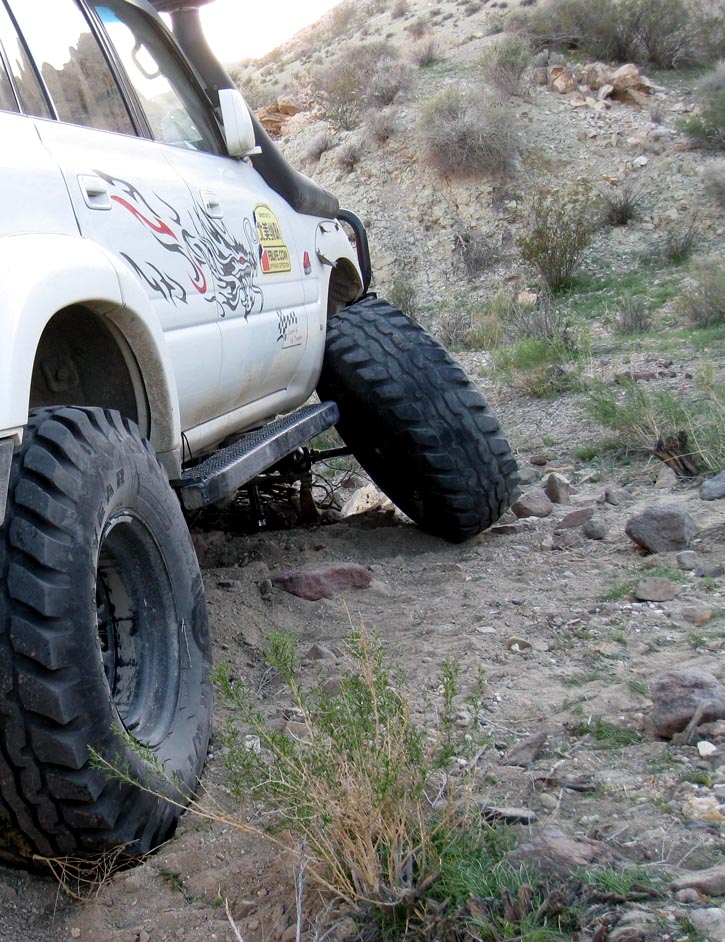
390, 0, 409, 18
388, 274, 418, 317
452, 225, 499, 276
517, 186, 595, 291
601, 180, 644, 226
614, 292, 652, 334
304, 129, 335, 162
409, 37, 442, 67
419, 85, 521, 177
509, 0, 725, 68
365, 107, 398, 142
336, 138, 365, 173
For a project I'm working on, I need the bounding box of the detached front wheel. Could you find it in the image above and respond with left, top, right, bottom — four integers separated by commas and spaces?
0, 407, 211, 861
317, 297, 519, 542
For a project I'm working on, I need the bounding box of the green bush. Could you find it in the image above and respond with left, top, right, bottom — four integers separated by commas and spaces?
517, 186, 595, 291
419, 85, 521, 177
683, 88, 725, 151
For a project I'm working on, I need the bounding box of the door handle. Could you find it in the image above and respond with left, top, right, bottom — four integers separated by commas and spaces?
78, 174, 112, 211
201, 190, 223, 219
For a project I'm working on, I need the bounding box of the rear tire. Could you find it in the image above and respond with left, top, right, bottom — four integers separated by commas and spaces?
317, 297, 519, 542
0, 407, 211, 860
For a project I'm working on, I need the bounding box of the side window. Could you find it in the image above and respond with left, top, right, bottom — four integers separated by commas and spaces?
91, 1, 220, 153
0, 51, 18, 113
0, 2, 50, 117
10, 0, 134, 134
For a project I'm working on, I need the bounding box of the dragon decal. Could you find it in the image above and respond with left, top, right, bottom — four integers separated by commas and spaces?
94, 171, 264, 318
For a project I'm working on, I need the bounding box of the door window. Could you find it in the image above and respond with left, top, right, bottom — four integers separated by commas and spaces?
91, 1, 220, 153
10, 0, 134, 133
0, 2, 50, 116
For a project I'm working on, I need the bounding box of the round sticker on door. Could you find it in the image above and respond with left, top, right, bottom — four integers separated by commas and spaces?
254, 204, 292, 274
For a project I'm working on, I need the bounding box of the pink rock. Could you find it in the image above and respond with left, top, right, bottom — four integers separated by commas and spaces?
272, 563, 372, 601
651, 671, 725, 739
507, 825, 613, 875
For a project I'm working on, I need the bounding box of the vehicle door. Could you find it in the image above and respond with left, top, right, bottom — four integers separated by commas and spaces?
91, 0, 311, 425
6, 0, 224, 432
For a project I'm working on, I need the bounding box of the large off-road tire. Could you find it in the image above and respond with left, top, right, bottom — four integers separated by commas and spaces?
0, 407, 211, 861
317, 297, 519, 542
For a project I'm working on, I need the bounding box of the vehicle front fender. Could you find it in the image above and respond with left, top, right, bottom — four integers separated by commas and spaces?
0, 234, 181, 463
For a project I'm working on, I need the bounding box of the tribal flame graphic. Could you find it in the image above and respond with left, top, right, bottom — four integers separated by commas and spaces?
94, 171, 264, 318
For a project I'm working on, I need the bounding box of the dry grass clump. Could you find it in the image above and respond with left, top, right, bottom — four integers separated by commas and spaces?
601, 180, 644, 226
452, 226, 500, 277
479, 35, 532, 95
366, 107, 398, 142
683, 61, 725, 150
679, 257, 725, 327
366, 59, 415, 107
409, 37, 443, 67
390, 0, 409, 17
614, 292, 652, 334
336, 138, 365, 173
419, 86, 521, 177
304, 129, 335, 163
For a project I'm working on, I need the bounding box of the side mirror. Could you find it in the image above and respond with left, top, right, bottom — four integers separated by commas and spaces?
218, 88, 261, 158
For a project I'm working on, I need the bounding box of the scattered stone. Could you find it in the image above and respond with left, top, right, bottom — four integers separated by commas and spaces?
677, 550, 700, 571
507, 636, 532, 653
556, 507, 594, 530
679, 602, 715, 625
604, 486, 633, 506
306, 643, 336, 661
544, 473, 571, 504
518, 465, 541, 485
634, 577, 678, 602
502, 732, 548, 767
507, 825, 614, 876
551, 530, 580, 550
689, 908, 725, 942
651, 671, 725, 738
481, 805, 537, 825
583, 519, 608, 540
656, 465, 678, 488
701, 471, 725, 501
625, 504, 697, 554
491, 523, 528, 535
529, 454, 550, 466
539, 793, 559, 811
271, 563, 372, 601
671, 862, 725, 896
695, 562, 725, 579
512, 490, 553, 518
633, 155, 649, 168
340, 482, 394, 517
698, 741, 718, 758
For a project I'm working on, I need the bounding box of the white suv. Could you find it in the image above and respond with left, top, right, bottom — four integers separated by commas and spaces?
0, 0, 518, 863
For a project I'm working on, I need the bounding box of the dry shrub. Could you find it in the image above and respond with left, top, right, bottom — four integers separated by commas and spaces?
313, 43, 409, 129
509, 0, 724, 67
683, 64, 725, 150
388, 274, 418, 317
452, 226, 500, 276
366, 107, 398, 142
479, 35, 531, 95
702, 157, 725, 207
614, 292, 652, 334
406, 17, 429, 38
680, 257, 725, 327
390, 0, 409, 17
601, 180, 644, 226
419, 86, 521, 177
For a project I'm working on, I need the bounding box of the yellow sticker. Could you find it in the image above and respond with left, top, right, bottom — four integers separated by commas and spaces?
254, 204, 291, 274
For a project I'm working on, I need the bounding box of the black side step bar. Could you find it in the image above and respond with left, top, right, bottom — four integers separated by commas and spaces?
175, 401, 339, 511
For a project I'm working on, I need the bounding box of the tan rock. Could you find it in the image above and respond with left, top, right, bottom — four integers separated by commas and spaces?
598, 83, 614, 100
582, 62, 612, 90
277, 98, 302, 116
611, 63, 641, 93
548, 65, 577, 94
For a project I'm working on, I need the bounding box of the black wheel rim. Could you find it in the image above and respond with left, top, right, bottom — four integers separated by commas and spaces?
95, 511, 180, 749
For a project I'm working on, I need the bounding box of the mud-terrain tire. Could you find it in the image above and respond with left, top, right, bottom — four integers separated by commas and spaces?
0, 407, 211, 861
317, 297, 519, 542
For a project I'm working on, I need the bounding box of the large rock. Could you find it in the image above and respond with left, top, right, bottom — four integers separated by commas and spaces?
507, 825, 613, 876
555, 507, 594, 530
512, 489, 553, 519
701, 471, 725, 501
548, 65, 577, 94
634, 577, 678, 602
610, 63, 641, 93
272, 563, 372, 601
544, 473, 571, 504
581, 61, 611, 90
625, 504, 697, 553
671, 862, 725, 896
651, 671, 725, 738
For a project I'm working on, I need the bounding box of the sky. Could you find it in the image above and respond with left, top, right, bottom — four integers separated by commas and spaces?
199, 0, 342, 64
